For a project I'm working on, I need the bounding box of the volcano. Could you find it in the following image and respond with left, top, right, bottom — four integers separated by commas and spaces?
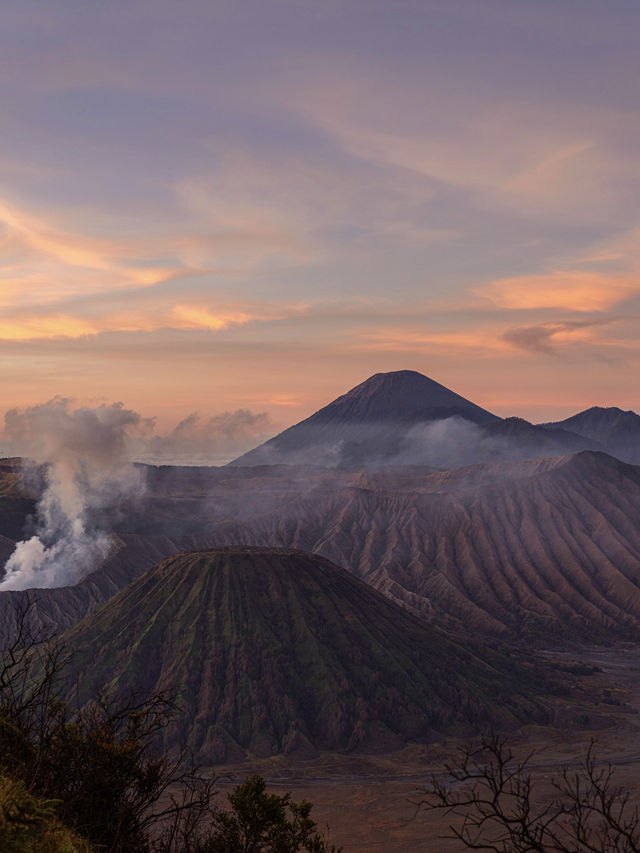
231, 370, 500, 466
230, 370, 598, 467
62, 547, 546, 763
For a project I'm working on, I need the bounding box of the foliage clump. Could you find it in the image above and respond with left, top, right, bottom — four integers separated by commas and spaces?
0, 773, 91, 852
201, 775, 338, 852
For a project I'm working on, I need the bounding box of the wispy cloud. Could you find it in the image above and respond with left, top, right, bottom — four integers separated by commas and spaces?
0, 298, 312, 342
351, 327, 511, 355
169, 305, 251, 332
479, 270, 639, 312
502, 319, 623, 356
279, 57, 638, 232
0, 197, 188, 306
0, 186, 317, 340
0, 315, 98, 341
135, 407, 276, 464
0, 308, 252, 342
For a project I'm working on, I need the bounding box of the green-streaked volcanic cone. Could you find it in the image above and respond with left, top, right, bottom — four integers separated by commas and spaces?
63, 547, 547, 762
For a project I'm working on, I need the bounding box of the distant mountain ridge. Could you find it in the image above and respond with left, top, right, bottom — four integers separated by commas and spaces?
543, 406, 640, 464
231, 370, 601, 467
204, 451, 640, 641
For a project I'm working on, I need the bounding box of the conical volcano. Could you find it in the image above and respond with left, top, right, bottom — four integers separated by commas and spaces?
231, 370, 499, 466
63, 547, 545, 763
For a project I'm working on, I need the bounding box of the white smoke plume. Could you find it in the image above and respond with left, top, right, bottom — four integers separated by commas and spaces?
0, 398, 151, 590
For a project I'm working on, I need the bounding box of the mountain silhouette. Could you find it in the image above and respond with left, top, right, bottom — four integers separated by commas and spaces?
231, 371, 597, 467
543, 406, 640, 464
231, 370, 499, 466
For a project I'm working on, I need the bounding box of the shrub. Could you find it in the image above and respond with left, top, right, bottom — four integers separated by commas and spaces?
0, 773, 92, 852
196, 775, 340, 853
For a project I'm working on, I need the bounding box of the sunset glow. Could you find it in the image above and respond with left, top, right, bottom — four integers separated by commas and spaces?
0, 0, 638, 438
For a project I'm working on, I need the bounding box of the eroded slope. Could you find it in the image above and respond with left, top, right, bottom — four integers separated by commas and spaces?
63, 547, 548, 763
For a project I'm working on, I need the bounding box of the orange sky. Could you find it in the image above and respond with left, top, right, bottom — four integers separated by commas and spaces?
1, 1, 639, 453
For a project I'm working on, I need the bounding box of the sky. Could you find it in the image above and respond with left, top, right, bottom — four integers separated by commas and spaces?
1, 0, 639, 459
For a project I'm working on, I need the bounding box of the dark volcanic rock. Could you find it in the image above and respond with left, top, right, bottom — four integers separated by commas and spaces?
0, 458, 37, 544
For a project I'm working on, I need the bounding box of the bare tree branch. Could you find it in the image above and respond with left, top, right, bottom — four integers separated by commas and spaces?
417, 733, 640, 853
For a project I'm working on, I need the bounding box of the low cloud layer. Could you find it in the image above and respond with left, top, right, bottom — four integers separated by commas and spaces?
241, 414, 599, 470
136, 409, 274, 465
